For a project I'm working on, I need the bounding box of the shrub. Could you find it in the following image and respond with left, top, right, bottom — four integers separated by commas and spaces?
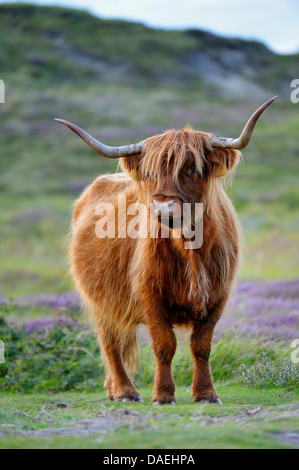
239, 351, 298, 390
0, 316, 104, 393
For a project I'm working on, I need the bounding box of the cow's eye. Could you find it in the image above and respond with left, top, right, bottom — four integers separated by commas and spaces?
184, 165, 197, 177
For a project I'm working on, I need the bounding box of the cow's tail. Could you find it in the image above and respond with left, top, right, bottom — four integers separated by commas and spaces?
123, 327, 140, 379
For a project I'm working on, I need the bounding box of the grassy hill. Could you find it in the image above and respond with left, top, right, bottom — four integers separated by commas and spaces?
0, 3, 298, 297
0, 3, 298, 91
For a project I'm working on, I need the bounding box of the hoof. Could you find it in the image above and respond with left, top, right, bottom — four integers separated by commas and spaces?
196, 397, 222, 404
121, 395, 144, 403
153, 400, 175, 406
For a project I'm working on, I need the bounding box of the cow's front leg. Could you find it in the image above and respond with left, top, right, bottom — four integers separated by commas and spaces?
190, 319, 221, 403
191, 298, 227, 403
146, 314, 177, 405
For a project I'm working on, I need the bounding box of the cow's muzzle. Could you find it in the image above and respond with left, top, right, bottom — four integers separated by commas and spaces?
153, 199, 175, 217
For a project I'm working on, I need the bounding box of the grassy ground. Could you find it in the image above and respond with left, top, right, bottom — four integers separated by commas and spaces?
1, 385, 298, 449
0, 312, 298, 448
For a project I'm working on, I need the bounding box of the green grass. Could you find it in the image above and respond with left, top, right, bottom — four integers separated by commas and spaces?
0, 385, 298, 448
1, 294, 298, 450
0, 317, 298, 448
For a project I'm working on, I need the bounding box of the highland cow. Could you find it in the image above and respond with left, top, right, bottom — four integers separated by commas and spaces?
56, 96, 277, 404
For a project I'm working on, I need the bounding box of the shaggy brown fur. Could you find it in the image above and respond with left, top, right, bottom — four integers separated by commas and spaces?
70, 126, 241, 404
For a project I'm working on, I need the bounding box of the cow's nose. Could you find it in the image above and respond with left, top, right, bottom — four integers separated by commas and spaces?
153, 199, 175, 216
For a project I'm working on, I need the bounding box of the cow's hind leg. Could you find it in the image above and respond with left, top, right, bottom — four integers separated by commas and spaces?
190, 321, 220, 403
99, 328, 142, 402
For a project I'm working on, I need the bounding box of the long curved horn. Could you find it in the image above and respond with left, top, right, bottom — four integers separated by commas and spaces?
54, 119, 145, 158
210, 96, 278, 149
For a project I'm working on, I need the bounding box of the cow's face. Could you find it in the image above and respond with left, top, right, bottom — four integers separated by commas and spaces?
148, 153, 206, 227
122, 128, 240, 227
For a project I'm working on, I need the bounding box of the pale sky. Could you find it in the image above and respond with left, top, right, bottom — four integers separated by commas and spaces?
2, 0, 299, 54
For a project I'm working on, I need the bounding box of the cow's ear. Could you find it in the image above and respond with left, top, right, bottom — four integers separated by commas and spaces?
209, 148, 240, 178
120, 154, 142, 180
